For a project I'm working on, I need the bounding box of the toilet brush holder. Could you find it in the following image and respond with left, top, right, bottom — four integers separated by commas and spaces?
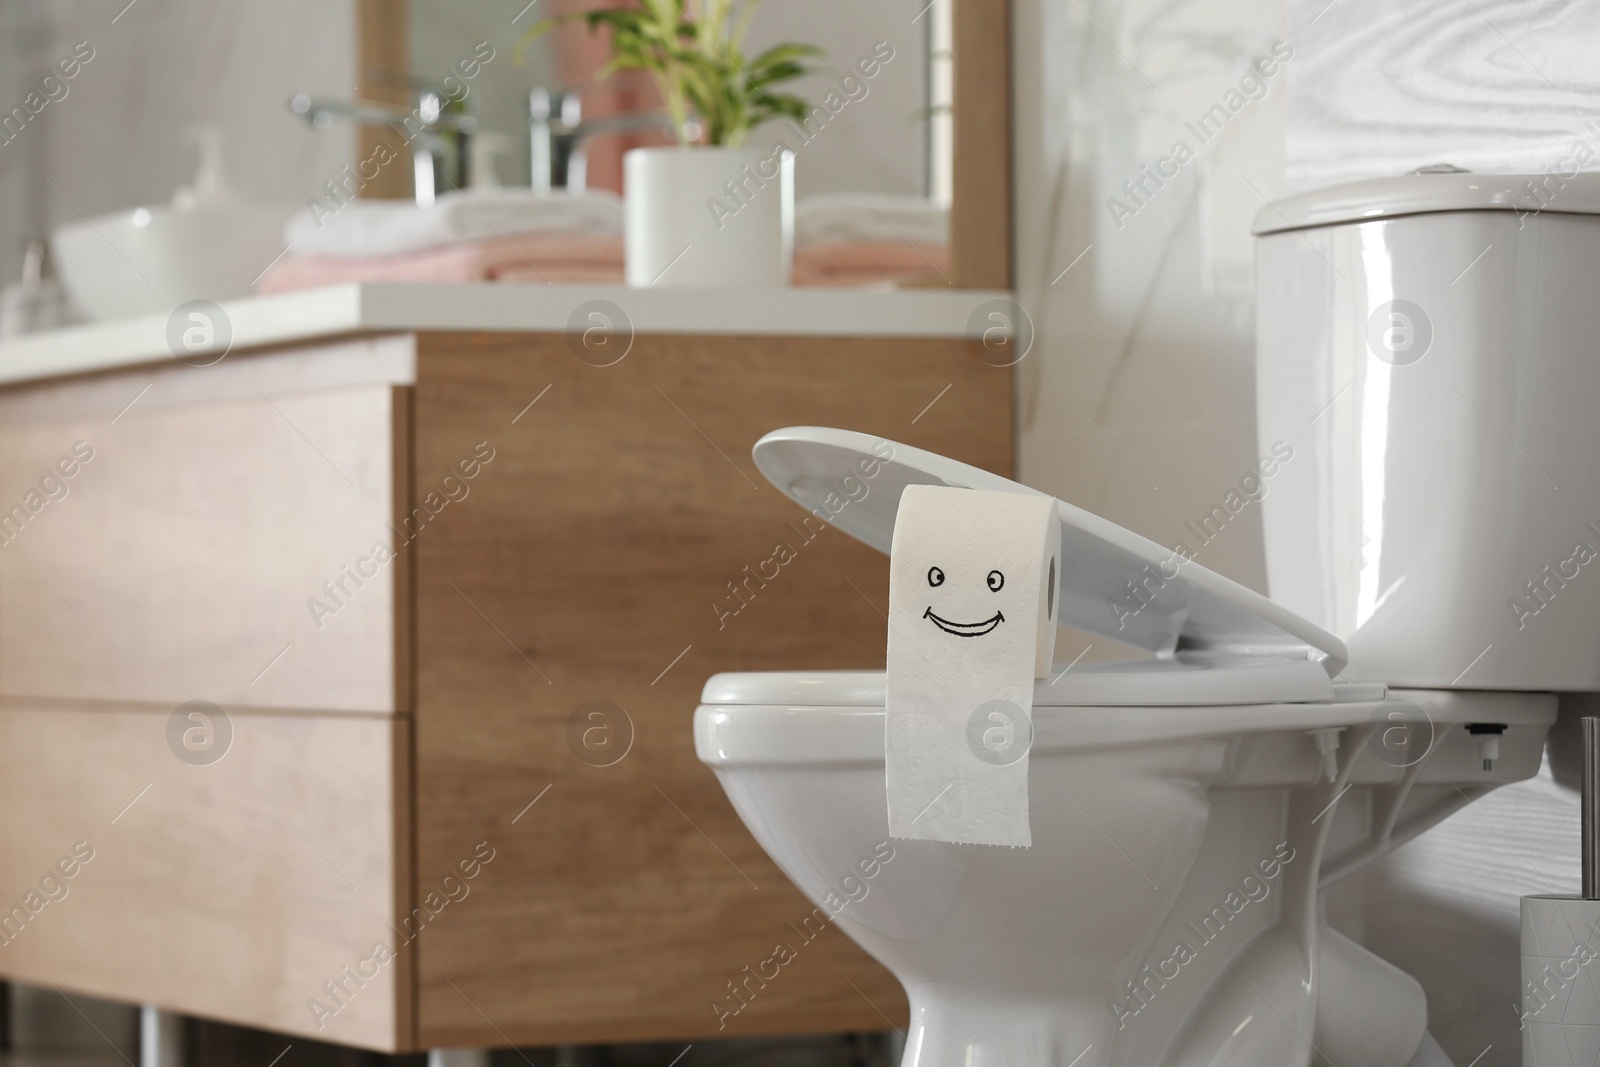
1522, 717, 1600, 1062
1521, 897, 1600, 1053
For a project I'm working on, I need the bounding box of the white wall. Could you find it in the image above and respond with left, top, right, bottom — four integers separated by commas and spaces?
0, 0, 356, 291
744, 0, 931, 199
1012, 1, 1600, 1062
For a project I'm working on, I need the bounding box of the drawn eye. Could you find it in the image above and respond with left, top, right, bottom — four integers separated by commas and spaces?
987, 570, 1005, 592
928, 567, 945, 587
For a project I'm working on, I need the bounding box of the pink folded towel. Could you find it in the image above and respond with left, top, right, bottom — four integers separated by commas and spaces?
256, 235, 949, 292
257, 234, 626, 292
791, 240, 950, 288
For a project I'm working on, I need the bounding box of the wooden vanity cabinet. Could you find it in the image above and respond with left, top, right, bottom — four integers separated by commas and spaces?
0, 328, 1012, 1051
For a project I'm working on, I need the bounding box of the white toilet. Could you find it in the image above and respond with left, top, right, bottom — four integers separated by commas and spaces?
695, 171, 1600, 1065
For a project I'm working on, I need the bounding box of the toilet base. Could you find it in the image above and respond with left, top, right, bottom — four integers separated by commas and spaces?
891, 925, 1438, 1067
1407, 1033, 1456, 1067
900, 987, 1109, 1067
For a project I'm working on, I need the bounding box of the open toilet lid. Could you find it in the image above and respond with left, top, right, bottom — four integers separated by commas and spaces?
753, 427, 1347, 675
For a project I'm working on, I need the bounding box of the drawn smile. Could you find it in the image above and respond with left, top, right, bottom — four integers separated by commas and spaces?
923, 608, 1005, 637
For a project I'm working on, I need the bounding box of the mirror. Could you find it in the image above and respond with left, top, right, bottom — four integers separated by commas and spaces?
408, 0, 949, 201
340, 0, 991, 289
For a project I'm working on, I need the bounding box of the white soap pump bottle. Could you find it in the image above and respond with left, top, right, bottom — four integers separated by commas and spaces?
171, 124, 242, 211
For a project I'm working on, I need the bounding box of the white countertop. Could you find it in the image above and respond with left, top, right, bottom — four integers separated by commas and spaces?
0, 281, 1011, 386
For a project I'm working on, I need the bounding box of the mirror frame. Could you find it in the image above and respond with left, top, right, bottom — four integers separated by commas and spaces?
949, 0, 1012, 289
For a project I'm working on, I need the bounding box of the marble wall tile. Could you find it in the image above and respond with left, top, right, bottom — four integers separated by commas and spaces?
1287, 0, 1600, 191
1013, 0, 1288, 596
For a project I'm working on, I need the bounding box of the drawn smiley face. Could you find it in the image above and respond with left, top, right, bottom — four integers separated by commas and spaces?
922, 564, 1008, 637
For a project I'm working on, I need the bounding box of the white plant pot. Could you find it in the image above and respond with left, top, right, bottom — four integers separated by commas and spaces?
624, 145, 793, 288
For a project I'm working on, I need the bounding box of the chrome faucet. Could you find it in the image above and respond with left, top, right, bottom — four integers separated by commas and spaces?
289, 89, 478, 207
529, 86, 695, 194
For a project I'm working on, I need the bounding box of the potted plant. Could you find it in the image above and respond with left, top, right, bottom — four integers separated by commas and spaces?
520, 0, 821, 287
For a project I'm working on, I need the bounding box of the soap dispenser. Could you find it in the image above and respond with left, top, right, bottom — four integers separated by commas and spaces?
171, 124, 249, 211
467, 132, 512, 192
1520, 717, 1600, 1061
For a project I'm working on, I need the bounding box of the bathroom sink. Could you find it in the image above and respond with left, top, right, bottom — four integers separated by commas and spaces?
51, 201, 289, 322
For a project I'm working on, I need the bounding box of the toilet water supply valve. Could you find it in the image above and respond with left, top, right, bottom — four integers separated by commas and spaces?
1466, 722, 1505, 771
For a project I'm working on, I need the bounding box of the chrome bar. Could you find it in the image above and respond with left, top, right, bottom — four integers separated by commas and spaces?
1584, 716, 1599, 899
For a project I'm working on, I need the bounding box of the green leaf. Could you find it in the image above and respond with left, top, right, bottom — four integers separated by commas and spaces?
531, 3, 823, 146
747, 42, 823, 71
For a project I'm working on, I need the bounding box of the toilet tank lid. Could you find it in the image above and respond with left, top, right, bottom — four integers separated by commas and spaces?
751, 427, 1347, 673
1252, 171, 1600, 235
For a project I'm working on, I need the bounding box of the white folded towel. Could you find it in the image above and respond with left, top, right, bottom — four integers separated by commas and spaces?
285, 188, 625, 258
795, 193, 948, 248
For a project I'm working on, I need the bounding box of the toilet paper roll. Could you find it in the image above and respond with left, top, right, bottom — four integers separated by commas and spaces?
1521, 895, 1600, 1063
885, 485, 1060, 847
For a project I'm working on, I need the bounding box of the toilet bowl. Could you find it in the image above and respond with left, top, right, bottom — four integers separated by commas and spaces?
698, 673, 1549, 1065
696, 172, 1600, 1065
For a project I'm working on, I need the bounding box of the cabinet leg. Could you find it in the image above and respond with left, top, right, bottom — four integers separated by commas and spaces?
138, 1006, 184, 1067
884, 1030, 906, 1067
428, 1050, 491, 1067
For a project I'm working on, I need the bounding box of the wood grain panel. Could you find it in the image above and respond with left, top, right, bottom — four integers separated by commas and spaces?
356, 0, 414, 202
951, 0, 1014, 289
1287, 0, 1600, 191
0, 703, 410, 1051
0, 370, 410, 714
409, 331, 1012, 1045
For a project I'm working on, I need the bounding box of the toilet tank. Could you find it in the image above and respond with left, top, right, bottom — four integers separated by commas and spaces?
1254, 171, 1600, 690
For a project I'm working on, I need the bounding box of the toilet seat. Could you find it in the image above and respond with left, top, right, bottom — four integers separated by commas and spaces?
702, 656, 1357, 709
749, 427, 1348, 696
696, 667, 1396, 766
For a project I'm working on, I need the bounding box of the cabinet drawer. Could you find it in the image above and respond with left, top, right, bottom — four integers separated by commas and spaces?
0, 343, 410, 713
0, 702, 411, 1050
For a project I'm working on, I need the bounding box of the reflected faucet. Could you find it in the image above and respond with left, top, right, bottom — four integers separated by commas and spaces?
529, 86, 696, 194
289, 89, 478, 207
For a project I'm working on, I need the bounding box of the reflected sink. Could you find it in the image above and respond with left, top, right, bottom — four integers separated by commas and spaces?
51, 201, 289, 322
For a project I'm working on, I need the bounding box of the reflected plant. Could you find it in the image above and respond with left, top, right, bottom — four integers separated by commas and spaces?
517, 0, 822, 147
